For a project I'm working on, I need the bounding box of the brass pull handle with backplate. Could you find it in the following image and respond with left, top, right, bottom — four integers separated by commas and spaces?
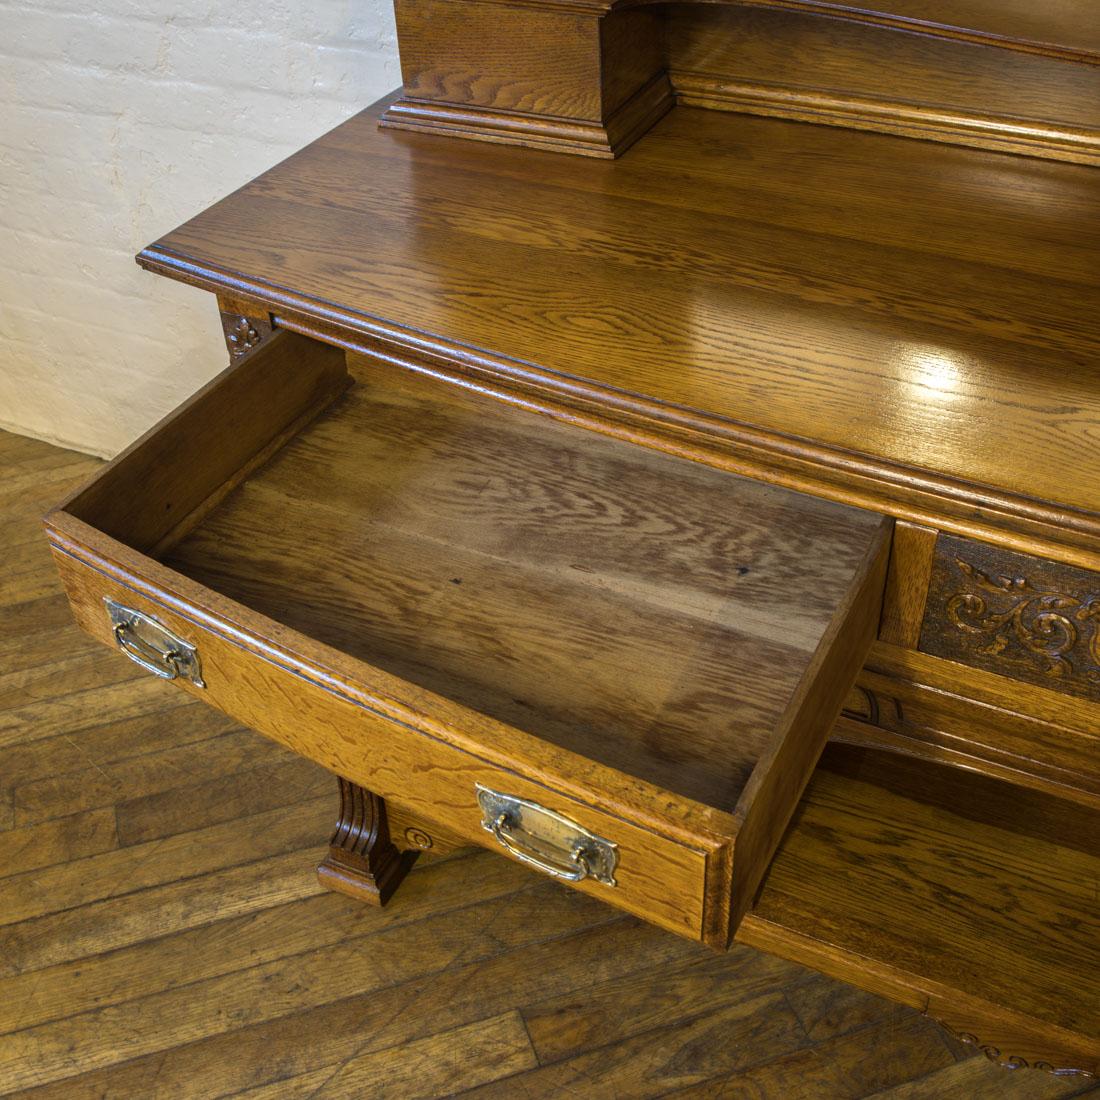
476, 784, 618, 886
105, 598, 206, 687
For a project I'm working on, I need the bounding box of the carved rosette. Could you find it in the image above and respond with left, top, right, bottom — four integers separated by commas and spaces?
919, 536, 1100, 700
404, 827, 434, 850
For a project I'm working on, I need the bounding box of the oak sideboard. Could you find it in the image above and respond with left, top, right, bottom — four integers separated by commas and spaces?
46, 0, 1100, 1080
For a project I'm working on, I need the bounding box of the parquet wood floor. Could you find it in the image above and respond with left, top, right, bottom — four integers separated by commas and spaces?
1, 428, 1095, 1099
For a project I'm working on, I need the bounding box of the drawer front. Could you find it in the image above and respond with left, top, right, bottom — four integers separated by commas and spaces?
50, 543, 727, 944
918, 533, 1100, 701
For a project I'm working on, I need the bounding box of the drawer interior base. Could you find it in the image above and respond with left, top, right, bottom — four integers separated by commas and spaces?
50, 331, 890, 943
160, 353, 885, 817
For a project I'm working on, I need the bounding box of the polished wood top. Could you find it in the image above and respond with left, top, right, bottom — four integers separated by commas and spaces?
140, 99, 1100, 562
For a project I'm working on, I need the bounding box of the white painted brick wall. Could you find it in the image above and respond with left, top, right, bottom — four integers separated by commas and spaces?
0, 0, 400, 456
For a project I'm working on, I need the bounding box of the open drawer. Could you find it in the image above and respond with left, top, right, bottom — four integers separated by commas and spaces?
44, 332, 890, 946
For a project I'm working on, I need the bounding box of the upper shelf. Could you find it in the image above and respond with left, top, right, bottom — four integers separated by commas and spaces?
535, 0, 1100, 63
770, 0, 1100, 60
140, 99, 1100, 568
378, 0, 1100, 163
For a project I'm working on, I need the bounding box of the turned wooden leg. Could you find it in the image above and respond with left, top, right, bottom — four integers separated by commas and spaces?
316, 778, 418, 906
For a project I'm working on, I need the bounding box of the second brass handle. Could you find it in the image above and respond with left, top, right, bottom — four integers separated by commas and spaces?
476, 785, 618, 887
490, 812, 592, 883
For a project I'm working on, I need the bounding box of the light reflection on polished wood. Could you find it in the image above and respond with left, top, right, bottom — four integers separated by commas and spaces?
36, 8, 1100, 1085
140, 100, 1100, 567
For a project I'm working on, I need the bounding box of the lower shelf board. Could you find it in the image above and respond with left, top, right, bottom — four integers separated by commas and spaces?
739, 743, 1100, 1078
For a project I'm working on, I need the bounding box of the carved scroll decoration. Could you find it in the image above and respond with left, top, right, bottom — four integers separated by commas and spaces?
945, 560, 1100, 682
919, 535, 1100, 700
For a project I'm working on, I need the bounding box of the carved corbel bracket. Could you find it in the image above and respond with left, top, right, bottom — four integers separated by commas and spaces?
380, 0, 672, 157
217, 294, 274, 362
317, 779, 419, 906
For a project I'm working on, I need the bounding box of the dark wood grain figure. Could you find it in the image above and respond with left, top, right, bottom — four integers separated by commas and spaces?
39, 0, 1100, 1083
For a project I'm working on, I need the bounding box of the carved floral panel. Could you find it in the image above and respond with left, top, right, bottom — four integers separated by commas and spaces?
919, 534, 1100, 701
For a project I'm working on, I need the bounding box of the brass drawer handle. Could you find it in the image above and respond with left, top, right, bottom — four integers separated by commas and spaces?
104, 598, 206, 688
476, 785, 617, 886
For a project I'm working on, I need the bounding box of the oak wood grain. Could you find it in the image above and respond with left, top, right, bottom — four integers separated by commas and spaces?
381, 0, 1100, 160
164, 364, 886, 816
670, 6, 1100, 166
454, 0, 1100, 64
17, 433, 1082, 1095
45, 332, 888, 943
9, 430, 1085, 1095
139, 101, 1100, 569
47, 529, 725, 941
61, 330, 347, 555
728, 0, 1100, 62
383, 0, 670, 157
0, 433, 1073, 1095
740, 742, 1100, 1077
879, 523, 938, 648
850, 644, 1100, 805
